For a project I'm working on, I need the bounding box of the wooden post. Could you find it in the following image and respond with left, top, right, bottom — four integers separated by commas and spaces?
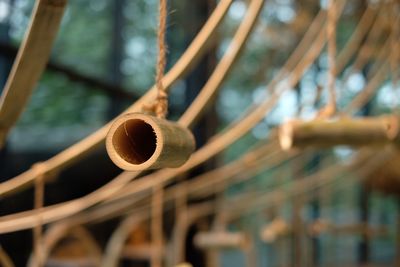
279, 115, 400, 150
106, 112, 195, 171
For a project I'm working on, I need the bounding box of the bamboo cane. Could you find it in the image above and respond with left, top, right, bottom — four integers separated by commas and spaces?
0, 0, 67, 147
279, 115, 400, 150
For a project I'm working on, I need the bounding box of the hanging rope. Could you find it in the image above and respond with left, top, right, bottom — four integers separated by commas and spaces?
144, 0, 168, 118
390, 0, 399, 107
318, 0, 337, 118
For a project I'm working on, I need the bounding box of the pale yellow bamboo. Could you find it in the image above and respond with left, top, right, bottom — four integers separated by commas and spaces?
0, 0, 67, 147
279, 115, 400, 150
194, 231, 248, 249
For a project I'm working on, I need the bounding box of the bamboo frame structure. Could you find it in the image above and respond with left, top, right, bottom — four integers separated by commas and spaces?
3, 0, 390, 239
0, 0, 234, 197
1, 0, 374, 234
0, 0, 267, 231
0, 0, 66, 147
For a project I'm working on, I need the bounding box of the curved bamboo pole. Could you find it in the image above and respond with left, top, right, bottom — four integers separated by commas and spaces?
0, 0, 266, 232
27, 224, 102, 267
0, 0, 67, 148
101, 212, 149, 267
0, 246, 14, 267
0, 0, 234, 197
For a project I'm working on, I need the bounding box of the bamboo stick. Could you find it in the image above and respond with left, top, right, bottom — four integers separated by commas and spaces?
0, 0, 66, 147
308, 219, 389, 237
0, 246, 14, 267
27, 225, 102, 267
194, 231, 248, 249
279, 115, 400, 150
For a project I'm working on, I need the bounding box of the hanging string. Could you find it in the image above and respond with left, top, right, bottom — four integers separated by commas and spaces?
318, 0, 337, 118
144, 0, 168, 118
151, 185, 164, 267
390, 0, 399, 109
33, 172, 45, 267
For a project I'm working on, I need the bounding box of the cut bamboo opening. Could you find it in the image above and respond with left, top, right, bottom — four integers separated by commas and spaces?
279, 115, 400, 150
194, 231, 247, 249
106, 113, 195, 171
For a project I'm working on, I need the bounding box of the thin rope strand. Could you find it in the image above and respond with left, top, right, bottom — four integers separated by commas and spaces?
155, 0, 168, 118
321, 0, 337, 118
390, 0, 399, 110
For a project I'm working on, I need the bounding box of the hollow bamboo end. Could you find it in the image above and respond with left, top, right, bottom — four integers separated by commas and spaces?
106, 113, 195, 171
279, 120, 296, 150
384, 115, 400, 141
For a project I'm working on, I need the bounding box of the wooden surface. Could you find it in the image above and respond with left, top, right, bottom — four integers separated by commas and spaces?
0, 0, 67, 147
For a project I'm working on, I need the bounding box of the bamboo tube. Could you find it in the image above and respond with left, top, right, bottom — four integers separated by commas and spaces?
106, 113, 195, 171
279, 115, 400, 150
194, 231, 248, 249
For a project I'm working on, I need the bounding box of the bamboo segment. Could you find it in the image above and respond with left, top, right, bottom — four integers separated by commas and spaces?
0, 0, 67, 147
308, 220, 389, 238
106, 113, 195, 171
279, 115, 400, 150
194, 231, 247, 249
0, 246, 14, 267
